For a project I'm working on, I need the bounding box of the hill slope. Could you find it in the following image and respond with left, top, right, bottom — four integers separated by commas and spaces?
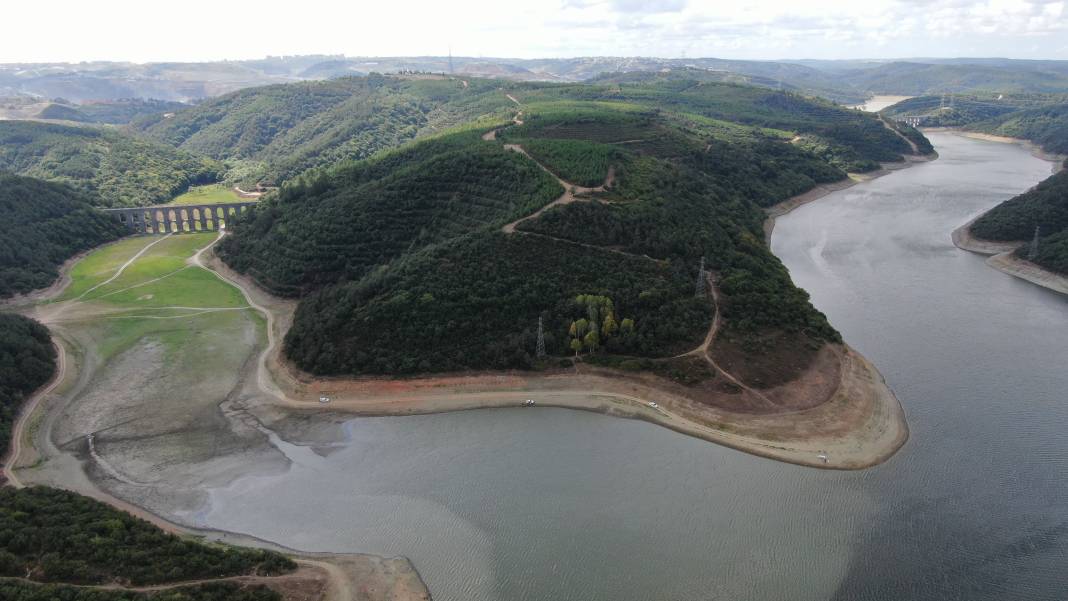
970, 165, 1068, 274
843, 61, 1068, 96
0, 121, 221, 206
0, 173, 125, 298
968, 103, 1068, 154
131, 76, 517, 185
219, 83, 924, 380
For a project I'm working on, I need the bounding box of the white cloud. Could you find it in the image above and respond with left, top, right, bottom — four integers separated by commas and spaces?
0, 0, 1065, 63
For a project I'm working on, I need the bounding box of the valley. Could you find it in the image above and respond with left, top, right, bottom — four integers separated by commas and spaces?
3, 47, 1067, 600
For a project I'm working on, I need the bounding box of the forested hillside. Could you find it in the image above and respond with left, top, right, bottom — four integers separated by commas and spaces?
843, 61, 1068, 96
881, 95, 1025, 127
970, 164, 1068, 274
37, 99, 188, 125
510, 78, 931, 169
0, 174, 125, 298
0, 314, 55, 454
0, 121, 220, 206
217, 127, 562, 296
131, 76, 517, 185
969, 103, 1068, 154
219, 80, 923, 379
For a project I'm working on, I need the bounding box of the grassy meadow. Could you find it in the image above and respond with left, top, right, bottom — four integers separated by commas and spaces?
168, 184, 245, 205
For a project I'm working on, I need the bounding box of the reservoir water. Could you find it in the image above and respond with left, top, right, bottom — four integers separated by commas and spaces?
201, 132, 1068, 600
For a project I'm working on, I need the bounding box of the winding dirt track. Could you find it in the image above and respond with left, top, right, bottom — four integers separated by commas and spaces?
2, 339, 65, 488
488, 98, 744, 385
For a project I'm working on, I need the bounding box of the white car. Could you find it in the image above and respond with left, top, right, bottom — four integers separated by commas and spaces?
525, 399, 535, 406
648, 401, 659, 408
319, 395, 331, 404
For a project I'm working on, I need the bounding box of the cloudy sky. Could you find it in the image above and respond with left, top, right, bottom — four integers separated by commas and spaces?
3, 0, 1066, 63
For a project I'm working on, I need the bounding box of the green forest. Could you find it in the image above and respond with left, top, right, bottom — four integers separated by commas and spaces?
131, 76, 517, 185
0, 174, 125, 298
970, 164, 1068, 274
969, 102, 1068, 154
0, 487, 293, 586
220, 84, 881, 379
0, 121, 221, 207
37, 99, 189, 125
0, 314, 56, 454
0, 581, 280, 601
217, 129, 562, 296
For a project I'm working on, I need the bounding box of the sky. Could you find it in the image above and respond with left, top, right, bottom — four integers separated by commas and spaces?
2, 0, 1066, 63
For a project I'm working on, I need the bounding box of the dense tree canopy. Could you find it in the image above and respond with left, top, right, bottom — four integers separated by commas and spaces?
970, 164, 1068, 274
970, 103, 1068, 154
0, 581, 281, 601
0, 121, 221, 207
131, 76, 517, 185
0, 314, 56, 454
0, 174, 125, 298
217, 129, 561, 296
219, 85, 884, 377
0, 487, 294, 586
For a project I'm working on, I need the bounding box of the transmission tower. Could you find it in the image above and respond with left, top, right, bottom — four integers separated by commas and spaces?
536, 316, 546, 358
695, 256, 706, 298
1029, 225, 1040, 261
448, 46, 454, 75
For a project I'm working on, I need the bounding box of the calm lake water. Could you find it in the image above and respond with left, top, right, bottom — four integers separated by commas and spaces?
200, 132, 1068, 600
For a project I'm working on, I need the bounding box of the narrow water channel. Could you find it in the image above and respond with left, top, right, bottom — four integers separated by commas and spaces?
200, 132, 1068, 601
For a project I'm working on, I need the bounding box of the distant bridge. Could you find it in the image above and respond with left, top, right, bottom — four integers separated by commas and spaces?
899, 115, 925, 127
102, 202, 258, 234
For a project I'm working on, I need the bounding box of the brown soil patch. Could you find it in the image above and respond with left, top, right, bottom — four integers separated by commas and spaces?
708, 330, 822, 390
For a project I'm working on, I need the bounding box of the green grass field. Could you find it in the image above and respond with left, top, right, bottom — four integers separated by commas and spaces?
55, 237, 158, 301
167, 184, 244, 205
55, 233, 255, 365
75, 234, 247, 307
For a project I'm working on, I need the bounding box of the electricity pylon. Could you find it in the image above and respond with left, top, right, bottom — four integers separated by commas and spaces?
536, 316, 546, 358
695, 256, 706, 298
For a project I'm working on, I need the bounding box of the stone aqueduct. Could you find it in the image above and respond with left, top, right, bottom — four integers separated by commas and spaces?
103, 202, 258, 234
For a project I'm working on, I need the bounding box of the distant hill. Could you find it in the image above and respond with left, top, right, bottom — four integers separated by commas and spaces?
36, 98, 188, 124
968, 103, 1068, 154
8, 56, 1068, 107
0, 120, 221, 206
0, 173, 124, 298
130, 76, 517, 185
881, 95, 1026, 127
219, 80, 928, 378
841, 61, 1068, 96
